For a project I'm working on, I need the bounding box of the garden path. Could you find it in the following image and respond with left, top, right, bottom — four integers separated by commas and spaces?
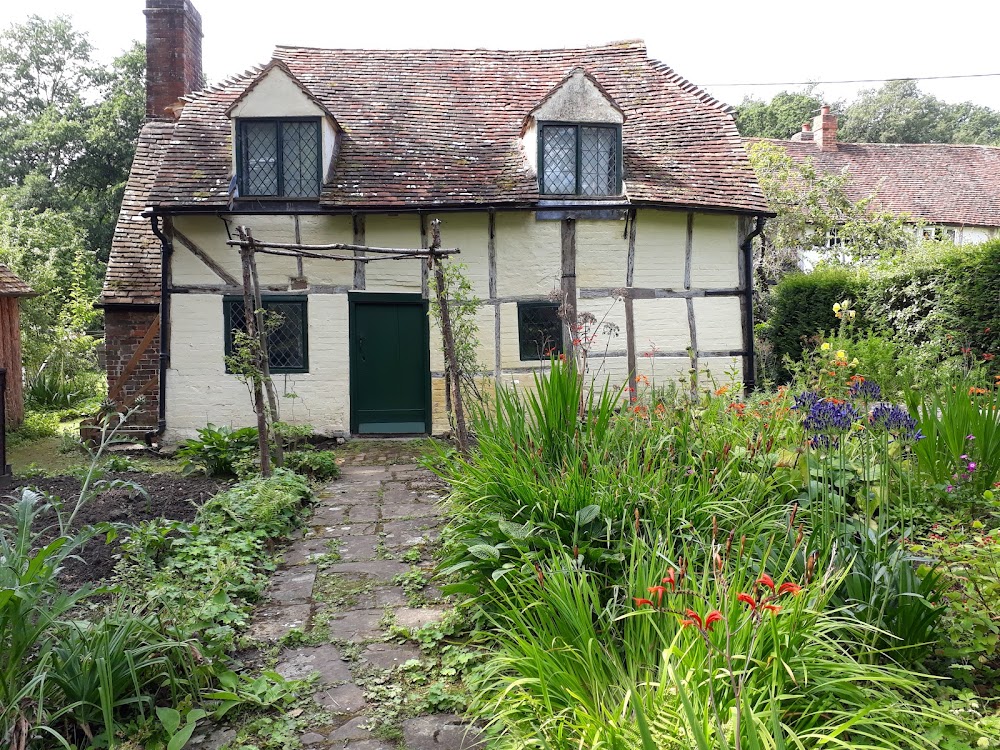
192, 447, 484, 750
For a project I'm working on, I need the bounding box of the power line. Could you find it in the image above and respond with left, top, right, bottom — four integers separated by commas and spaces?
703, 72, 1000, 87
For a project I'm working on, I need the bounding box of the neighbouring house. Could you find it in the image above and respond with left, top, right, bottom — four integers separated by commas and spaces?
754, 106, 1000, 248
0, 263, 35, 427
100, 0, 771, 442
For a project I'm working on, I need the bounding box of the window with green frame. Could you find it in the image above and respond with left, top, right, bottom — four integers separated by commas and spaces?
223, 296, 309, 373
539, 122, 621, 196
237, 118, 322, 198
517, 302, 563, 361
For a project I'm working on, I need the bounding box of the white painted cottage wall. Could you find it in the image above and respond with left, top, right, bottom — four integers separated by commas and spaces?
163, 209, 747, 442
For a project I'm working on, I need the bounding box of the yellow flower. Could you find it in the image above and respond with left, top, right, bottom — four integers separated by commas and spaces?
850, 358, 859, 367
833, 302, 842, 313
835, 350, 848, 361
820, 342, 831, 351
848, 310, 857, 321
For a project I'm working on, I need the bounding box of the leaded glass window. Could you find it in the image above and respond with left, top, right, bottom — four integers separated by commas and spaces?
539, 123, 620, 196
238, 119, 321, 198
224, 297, 309, 373
517, 302, 563, 361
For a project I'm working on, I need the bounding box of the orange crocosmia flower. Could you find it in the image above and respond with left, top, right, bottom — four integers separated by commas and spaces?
756, 573, 775, 591
969, 387, 987, 395
633, 597, 654, 608
679, 618, 697, 629
647, 585, 667, 603
662, 569, 677, 590
684, 609, 703, 629
737, 593, 757, 611
704, 610, 724, 631
714, 385, 729, 396
762, 604, 781, 614
778, 582, 802, 597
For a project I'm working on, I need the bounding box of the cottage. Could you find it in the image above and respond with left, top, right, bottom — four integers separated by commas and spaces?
100, 0, 771, 442
0, 263, 35, 428
754, 106, 1000, 246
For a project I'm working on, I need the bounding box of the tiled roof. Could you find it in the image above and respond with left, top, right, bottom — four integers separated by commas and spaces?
751, 139, 1000, 228
148, 41, 768, 213
0, 264, 35, 297
101, 120, 175, 305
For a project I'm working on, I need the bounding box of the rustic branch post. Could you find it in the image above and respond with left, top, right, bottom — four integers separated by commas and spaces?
245, 227, 284, 468
0, 368, 9, 487
236, 225, 272, 477
429, 220, 469, 454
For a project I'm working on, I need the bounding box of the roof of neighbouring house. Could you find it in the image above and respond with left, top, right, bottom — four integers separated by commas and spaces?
0, 264, 36, 298
749, 138, 1000, 228
101, 120, 175, 305
103, 40, 771, 306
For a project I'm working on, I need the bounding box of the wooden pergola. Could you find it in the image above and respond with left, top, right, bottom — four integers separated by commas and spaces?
227, 220, 469, 470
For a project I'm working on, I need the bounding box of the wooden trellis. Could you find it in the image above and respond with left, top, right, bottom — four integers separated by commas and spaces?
226, 221, 468, 467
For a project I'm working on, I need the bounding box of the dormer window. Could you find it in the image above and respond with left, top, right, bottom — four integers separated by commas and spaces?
237, 118, 321, 198
539, 123, 620, 196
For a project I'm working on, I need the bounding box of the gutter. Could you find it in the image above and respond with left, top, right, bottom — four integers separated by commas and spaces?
150, 214, 172, 437
740, 215, 766, 394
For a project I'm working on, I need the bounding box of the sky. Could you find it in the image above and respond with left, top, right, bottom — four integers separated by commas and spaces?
2, 0, 1000, 111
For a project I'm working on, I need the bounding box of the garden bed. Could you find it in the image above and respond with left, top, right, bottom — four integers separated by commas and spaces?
5, 471, 231, 585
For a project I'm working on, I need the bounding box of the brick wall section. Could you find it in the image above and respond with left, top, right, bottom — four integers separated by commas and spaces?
104, 308, 160, 428
144, 0, 203, 120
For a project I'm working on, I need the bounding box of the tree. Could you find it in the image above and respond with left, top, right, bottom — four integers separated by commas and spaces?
734, 88, 825, 139
839, 80, 1000, 145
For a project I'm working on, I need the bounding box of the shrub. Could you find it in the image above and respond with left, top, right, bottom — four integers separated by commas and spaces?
763, 267, 862, 381
284, 450, 341, 481
6, 410, 61, 446
177, 424, 259, 476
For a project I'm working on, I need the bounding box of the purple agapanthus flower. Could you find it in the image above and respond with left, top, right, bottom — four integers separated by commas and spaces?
792, 391, 820, 412
869, 403, 925, 442
849, 379, 882, 401
803, 400, 859, 434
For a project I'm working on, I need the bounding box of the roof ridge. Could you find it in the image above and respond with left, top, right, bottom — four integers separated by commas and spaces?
750, 137, 1000, 151
272, 39, 647, 54
180, 66, 264, 104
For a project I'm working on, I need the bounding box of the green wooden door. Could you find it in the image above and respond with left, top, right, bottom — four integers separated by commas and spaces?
349, 293, 430, 434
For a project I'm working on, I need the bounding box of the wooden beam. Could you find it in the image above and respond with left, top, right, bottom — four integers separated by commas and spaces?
560, 218, 577, 360
683, 212, 694, 291
420, 213, 429, 299
488, 209, 500, 380
224, 238, 460, 256
174, 229, 240, 286
353, 214, 366, 289
625, 209, 638, 400
108, 314, 160, 403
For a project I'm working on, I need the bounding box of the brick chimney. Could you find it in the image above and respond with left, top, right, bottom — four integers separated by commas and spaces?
144, 0, 204, 120
812, 105, 838, 151
790, 121, 813, 142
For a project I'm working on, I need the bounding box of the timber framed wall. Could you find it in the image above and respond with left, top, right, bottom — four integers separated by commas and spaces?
161, 207, 751, 441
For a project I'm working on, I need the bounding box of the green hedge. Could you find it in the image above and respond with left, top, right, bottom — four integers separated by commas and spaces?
763, 267, 862, 379
762, 239, 1000, 382
861, 239, 1000, 359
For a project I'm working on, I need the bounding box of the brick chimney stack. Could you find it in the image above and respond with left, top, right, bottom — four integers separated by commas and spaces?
812, 105, 838, 151
144, 0, 204, 120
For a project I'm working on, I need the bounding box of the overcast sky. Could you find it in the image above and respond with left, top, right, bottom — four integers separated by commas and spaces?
3, 0, 999, 112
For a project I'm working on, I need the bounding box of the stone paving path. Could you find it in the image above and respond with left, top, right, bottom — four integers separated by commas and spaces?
243, 460, 484, 750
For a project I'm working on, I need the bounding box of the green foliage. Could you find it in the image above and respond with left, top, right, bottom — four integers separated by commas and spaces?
840, 80, 1000, 146
120, 469, 311, 651
177, 424, 260, 477
734, 88, 826, 139
429, 261, 484, 409
283, 450, 341, 481
6, 410, 62, 446
760, 267, 861, 380
25, 368, 86, 409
